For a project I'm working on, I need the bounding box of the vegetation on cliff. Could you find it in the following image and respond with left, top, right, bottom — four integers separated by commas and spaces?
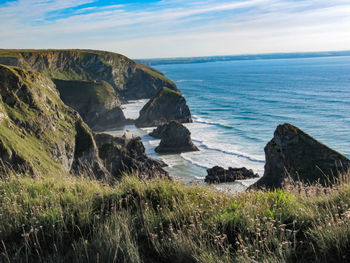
1, 170, 350, 262
1, 50, 349, 263
0, 65, 107, 178
0, 49, 178, 100
0, 49, 187, 129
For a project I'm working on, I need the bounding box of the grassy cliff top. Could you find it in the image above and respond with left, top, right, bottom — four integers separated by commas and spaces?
0, 49, 171, 81
0, 48, 125, 58
1, 170, 350, 262
0, 49, 178, 100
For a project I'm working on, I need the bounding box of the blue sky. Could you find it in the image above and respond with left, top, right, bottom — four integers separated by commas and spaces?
1, 0, 350, 58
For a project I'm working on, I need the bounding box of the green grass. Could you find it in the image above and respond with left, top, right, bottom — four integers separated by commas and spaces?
1, 171, 350, 262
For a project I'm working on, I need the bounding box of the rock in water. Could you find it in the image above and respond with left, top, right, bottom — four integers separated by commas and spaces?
253, 123, 350, 188
205, 166, 259, 183
136, 87, 192, 127
149, 124, 168, 138
154, 121, 199, 153
94, 132, 169, 179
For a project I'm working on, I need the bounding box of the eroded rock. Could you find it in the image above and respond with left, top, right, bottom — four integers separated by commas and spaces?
205, 166, 259, 183
153, 121, 199, 153
252, 123, 350, 189
136, 87, 192, 127
94, 132, 169, 179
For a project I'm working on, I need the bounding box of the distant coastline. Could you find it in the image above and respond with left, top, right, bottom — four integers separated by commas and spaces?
136, 50, 350, 66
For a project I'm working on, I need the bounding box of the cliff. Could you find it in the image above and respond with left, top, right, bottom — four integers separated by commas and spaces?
0, 49, 182, 129
136, 87, 192, 127
0, 49, 178, 100
0, 64, 108, 178
53, 79, 126, 131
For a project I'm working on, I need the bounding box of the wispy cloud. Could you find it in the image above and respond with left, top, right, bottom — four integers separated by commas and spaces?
1, 0, 350, 58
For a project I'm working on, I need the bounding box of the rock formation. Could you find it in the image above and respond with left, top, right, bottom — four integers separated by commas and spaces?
94, 132, 169, 179
149, 123, 168, 138
53, 79, 126, 131
136, 88, 192, 127
0, 49, 189, 129
0, 49, 178, 100
205, 166, 259, 183
153, 121, 199, 153
253, 123, 350, 189
0, 64, 108, 178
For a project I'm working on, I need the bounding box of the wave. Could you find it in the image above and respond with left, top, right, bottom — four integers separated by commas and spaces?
176, 79, 204, 83
191, 115, 263, 142
193, 139, 265, 163
179, 154, 211, 169
192, 115, 234, 130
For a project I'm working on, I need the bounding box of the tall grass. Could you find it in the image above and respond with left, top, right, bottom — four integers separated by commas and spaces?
1, 171, 350, 262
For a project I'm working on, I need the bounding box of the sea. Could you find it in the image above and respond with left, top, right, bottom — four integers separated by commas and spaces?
106, 56, 350, 191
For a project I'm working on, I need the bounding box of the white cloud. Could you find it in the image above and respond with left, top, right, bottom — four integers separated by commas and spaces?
1, 0, 350, 58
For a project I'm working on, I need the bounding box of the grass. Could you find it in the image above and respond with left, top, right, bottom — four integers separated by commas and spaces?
1, 170, 350, 262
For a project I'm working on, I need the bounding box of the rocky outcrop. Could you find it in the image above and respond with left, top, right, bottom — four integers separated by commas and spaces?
136, 88, 192, 127
53, 79, 126, 131
149, 123, 168, 138
0, 49, 178, 100
253, 123, 350, 189
153, 121, 198, 153
94, 132, 168, 179
205, 166, 259, 183
0, 49, 190, 129
0, 64, 108, 178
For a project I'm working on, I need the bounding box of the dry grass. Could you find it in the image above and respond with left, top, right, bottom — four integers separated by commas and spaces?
0, 170, 350, 262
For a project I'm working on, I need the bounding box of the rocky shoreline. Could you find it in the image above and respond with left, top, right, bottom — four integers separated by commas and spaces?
0, 49, 349, 190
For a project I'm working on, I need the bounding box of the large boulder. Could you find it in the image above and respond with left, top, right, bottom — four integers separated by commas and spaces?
136, 87, 192, 127
205, 166, 259, 183
153, 121, 199, 153
94, 132, 169, 179
0, 64, 109, 178
253, 123, 350, 189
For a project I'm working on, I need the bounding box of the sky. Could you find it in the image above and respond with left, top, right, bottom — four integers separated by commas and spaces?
1, 0, 350, 58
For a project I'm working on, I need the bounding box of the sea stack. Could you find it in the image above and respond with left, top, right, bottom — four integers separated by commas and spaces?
153, 121, 199, 153
252, 123, 350, 189
136, 87, 192, 127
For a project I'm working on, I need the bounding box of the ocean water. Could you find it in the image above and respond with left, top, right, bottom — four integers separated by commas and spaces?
113, 56, 350, 189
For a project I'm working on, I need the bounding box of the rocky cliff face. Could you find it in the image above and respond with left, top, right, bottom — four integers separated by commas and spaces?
152, 121, 198, 153
253, 123, 350, 188
136, 87, 192, 127
0, 49, 178, 99
53, 79, 126, 131
0, 64, 108, 178
94, 132, 169, 179
0, 49, 182, 129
